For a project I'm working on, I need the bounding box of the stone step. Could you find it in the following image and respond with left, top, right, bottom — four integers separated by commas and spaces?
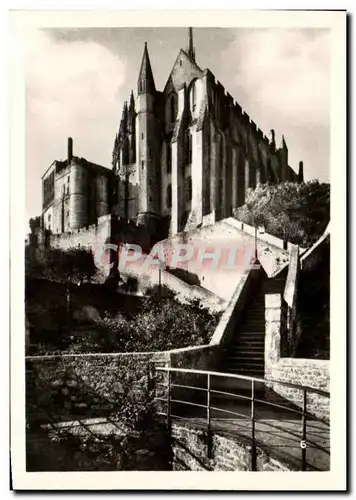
225, 357, 264, 367
228, 351, 264, 357
236, 332, 265, 336
227, 346, 265, 353
234, 336, 264, 340
226, 365, 264, 372
230, 341, 265, 348
227, 358, 264, 364
241, 319, 265, 325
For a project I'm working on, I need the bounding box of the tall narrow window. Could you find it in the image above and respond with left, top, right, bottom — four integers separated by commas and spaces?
170, 95, 177, 124
190, 81, 196, 113
187, 133, 192, 165
167, 143, 172, 173
219, 178, 223, 204
186, 176, 192, 202
166, 184, 172, 209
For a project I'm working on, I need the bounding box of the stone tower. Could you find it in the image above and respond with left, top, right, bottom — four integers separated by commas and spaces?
136, 42, 161, 233
279, 134, 289, 181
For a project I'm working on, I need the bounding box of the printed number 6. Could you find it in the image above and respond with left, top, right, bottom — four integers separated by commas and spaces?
300, 440, 307, 449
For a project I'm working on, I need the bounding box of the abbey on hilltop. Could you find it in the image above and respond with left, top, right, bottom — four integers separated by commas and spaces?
40, 28, 303, 240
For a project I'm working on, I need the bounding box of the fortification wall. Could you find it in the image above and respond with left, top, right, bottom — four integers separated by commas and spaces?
49, 214, 112, 254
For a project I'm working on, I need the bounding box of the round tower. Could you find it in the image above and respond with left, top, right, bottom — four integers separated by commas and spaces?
96, 174, 109, 217
136, 42, 161, 231
68, 148, 89, 230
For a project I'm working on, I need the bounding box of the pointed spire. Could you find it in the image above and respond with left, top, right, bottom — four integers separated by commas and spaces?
118, 101, 128, 136
281, 134, 288, 150
138, 42, 156, 95
128, 90, 136, 133
129, 90, 135, 110
270, 129, 276, 153
187, 27, 195, 61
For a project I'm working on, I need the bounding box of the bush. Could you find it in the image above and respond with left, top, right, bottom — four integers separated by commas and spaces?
25, 246, 98, 284
53, 294, 220, 354
91, 295, 219, 353
234, 181, 330, 247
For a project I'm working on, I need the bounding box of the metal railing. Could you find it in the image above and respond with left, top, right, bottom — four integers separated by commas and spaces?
154, 367, 330, 471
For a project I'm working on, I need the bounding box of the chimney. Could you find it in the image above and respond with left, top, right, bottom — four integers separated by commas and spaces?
67, 137, 73, 165
298, 160, 304, 183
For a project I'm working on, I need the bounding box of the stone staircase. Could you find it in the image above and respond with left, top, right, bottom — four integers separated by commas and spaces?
220, 275, 286, 379
223, 289, 266, 378
208, 273, 287, 406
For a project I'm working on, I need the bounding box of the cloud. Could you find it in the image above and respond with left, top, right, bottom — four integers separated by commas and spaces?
25, 29, 127, 224
225, 29, 330, 127
222, 29, 330, 179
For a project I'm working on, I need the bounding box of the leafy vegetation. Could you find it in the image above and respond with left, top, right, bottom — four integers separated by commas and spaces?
92, 292, 219, 353
26, 357, 171, 471
25, 246, 98, 285
234, 181, 330, 247
26, 277, 220, 356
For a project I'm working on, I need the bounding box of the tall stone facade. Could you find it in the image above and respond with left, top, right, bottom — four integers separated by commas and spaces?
41, 138, 113, 235
41, 29, 303, 242
112, 29, 302, 237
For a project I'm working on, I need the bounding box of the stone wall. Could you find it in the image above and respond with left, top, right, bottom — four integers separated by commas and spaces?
264, 293, 330, 421
26, 342, 225, 425
266, 358, 330, 421
49, 214, 112, 254
226, 217, 305, 252
171, 422, 289, 471
210, 261, 263, 346
26, 352, 170, 423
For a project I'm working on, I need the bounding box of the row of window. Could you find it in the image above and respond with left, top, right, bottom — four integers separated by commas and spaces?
166, 135, 192, 173
168, 81, 196, 125
165, 177, 192, 209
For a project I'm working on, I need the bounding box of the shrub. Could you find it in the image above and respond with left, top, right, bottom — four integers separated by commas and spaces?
25, 246, 98, 285
234, 180, 330, 247
91, 295, 220, 354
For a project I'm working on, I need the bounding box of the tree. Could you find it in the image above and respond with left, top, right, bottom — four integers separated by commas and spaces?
25, 247, 97, 285
234, 181, 330, 247
29, 216, 41, 233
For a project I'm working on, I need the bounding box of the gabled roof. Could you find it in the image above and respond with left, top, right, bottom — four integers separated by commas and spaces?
163, 49, 203, 94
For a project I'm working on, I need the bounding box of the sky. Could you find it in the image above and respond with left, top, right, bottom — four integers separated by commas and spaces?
25, 27, 330, 226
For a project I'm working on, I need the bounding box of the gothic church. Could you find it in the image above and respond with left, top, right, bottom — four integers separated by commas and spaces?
41, 28, 303, 240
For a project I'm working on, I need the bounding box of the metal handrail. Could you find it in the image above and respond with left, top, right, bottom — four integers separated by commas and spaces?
154, 366, 330, 471
156, 366, 330, 397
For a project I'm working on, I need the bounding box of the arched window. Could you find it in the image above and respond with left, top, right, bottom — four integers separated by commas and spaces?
190, 81, 196, 113
219, 136, 224, 167
186, 133, 192, 165
167, 93, 177, 126
167, 142, 172, 173
122, 137, 130, 165
166, 184, 172, 209
186, 176, 192, 202
170, 95, 177, 124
